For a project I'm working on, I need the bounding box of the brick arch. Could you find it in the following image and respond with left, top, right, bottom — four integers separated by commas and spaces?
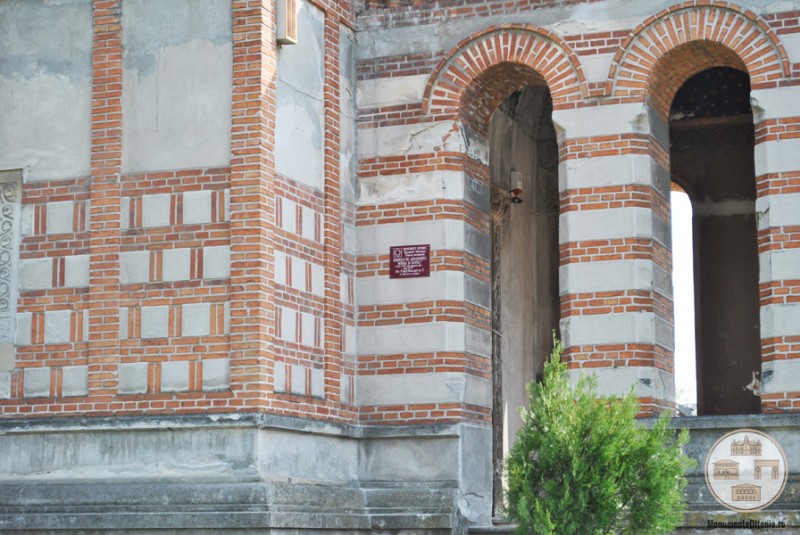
608, 1, 790, 109
422, 25, 587, 134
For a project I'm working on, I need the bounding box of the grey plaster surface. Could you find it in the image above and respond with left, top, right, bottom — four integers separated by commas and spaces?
0, 0, 92, 181
122, 0, 232, 173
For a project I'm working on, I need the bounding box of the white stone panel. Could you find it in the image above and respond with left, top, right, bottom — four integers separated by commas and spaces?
579, 52, 615, 84
558, 153, 652, 192
203, 245, 230, 279
274, 362, 287, 393
118, 362, 148, 394
23, 367, 50, 398
64, 254, 90, 288
357, 271, 464, 306
559, 207, 652, 244
310, 368, 324, 398
202, 358, 229, 391
552, 102, 647, 139
357, 171, 465, 206
756, 193, 800, 230
291, 364, 306, 394
140, 306, 169, 339
182, 303, 211, 337
357, 372, 491, 408
15, 313, 31, 346
760, 248, 800, 283
120, 199, 131, 230
761, 303, 800, 338
754, 138, 800, 176
300, 313, 317, 347
751, 86, 800, 121
568, 366, 674, 400
161, 361, 189, 393
62, 365, 88, 397
44, 310, 71, 344
358, 322, 466, 355
279, 198, 297, 234
182, 190, 212, 225
357, 120, 462, 159
761, 358, 800, 395
357, 219, 465, 256
301, 206, 317, 241
279, 306, 297, 342
561, 312, 672, 348
310, 263, 324, 296
119, 308, 129, 339
0, 371, 10, 399
343, 324, 356, 356
357, 74, 429, 108
20, 205, 34, 237
291, 256, 305, 291
19, 258, 52, 291
46, 202, 74, 234
466, 324, 492, 359
560, 259, 655, 295
162, 248, 191, 282
120, 251, 150, 285
141, 194, 171, 228
274, 251, 287, 285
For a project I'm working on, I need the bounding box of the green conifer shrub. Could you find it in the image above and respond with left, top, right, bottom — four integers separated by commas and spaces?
504, 337, 695, 534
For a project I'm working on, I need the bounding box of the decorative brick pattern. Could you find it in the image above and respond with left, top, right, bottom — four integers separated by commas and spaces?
423, 25, 586, 131
609, 2, 790, 110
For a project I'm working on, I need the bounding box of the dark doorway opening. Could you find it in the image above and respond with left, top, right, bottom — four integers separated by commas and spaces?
489, 85, 560, 511
669, 67, 761, 416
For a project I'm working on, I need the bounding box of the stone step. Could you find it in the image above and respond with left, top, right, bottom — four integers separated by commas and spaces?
469, 521, 516, 534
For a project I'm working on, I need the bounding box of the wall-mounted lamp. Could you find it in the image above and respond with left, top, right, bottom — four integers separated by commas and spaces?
277, 0, 298, 45
510, 170, 524, 204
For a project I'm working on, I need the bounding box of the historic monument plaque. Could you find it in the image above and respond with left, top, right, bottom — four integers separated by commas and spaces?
389, 244, 430, 279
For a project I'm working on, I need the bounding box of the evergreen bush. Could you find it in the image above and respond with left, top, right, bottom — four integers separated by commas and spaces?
504, 337, 695, 534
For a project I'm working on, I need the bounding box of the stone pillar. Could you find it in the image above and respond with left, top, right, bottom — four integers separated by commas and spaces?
555, 102, 675, 414
356, 114, 493, 523
753, 87, 800, 412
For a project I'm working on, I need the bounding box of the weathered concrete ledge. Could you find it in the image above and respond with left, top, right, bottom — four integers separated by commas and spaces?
0, 413, 491, 534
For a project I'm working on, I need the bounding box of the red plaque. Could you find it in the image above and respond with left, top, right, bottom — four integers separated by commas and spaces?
389, 244, 430, 279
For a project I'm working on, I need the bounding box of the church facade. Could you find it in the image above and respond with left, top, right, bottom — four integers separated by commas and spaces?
0, 0, 799, 531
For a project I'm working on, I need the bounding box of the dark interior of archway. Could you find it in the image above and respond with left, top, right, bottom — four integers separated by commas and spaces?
670, 67, 761, 416
488, 84, 559, 511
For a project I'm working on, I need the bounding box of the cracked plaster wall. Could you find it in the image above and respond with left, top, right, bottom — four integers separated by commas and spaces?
121, 0, 232, 173
275, 0, 326, 190
0, 0, 92, 181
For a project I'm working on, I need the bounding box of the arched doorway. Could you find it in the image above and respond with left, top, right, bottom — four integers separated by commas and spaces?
488, 83, 560, 511
669, 66, 761, 415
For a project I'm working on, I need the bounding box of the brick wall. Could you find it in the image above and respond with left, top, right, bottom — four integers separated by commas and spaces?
4, 0, 800, 423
